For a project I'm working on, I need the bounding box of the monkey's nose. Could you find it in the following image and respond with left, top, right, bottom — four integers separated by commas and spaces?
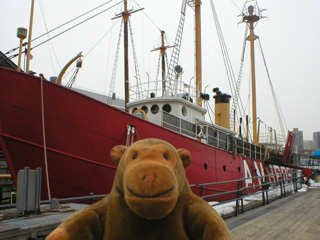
143, 174, 155, 188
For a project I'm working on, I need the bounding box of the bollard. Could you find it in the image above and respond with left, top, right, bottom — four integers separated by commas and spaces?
50, 198, 60, 209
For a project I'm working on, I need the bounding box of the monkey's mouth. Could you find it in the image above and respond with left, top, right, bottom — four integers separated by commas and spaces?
127, 186, 175, 199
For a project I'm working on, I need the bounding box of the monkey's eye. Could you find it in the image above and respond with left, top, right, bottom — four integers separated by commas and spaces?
133, 153, 138, 160
163, 154, 169, 160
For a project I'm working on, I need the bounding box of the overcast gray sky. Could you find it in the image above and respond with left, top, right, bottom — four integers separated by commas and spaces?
1, 0, 319, 141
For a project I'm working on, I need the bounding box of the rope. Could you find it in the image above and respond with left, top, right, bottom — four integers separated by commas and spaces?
257, 38, 287, 138
31, 1, 124, 50
204, 101, 215, 126
40, 75, 51, 201
230, 0, 242, 12
132, 0, 161, 31
38, 0, 60, 74
85, 18, 121, 58
34, 0, 113, 43
61, 19, 121, 87
4, 0, 115, 57
108, 19, 123, 105
210, 0, 235, 97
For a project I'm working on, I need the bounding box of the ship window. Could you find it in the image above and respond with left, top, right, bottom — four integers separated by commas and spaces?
223, 165, 227, 172
238, 167, 241, 173
219, 132, 228, 150
182, 106, 187, 116
204, 163, 208, 170
141, 106, 148, 114
132, 108, 137, 114
162, 104, 172, 113
151, 104, 159, 114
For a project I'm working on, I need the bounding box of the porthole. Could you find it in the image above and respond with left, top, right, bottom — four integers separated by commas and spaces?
182, 106, 187, 116
223, 165, 227, 172
238, 167, 241, 173
162, 104, 172, 113
141, 106, 148, 114
204, 163, 208, 170
151, 104, 159, 114
132, 108, 137, 114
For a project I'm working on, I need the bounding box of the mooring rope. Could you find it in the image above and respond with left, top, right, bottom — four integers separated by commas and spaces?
40, 75, 51, 201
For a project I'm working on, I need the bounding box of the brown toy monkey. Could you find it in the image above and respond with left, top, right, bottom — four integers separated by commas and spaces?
47, 138, 231, 240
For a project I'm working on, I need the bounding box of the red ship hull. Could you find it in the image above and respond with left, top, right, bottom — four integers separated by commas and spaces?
0, 67, 295, 201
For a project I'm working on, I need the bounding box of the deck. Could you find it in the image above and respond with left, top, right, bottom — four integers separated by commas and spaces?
226, 189, 320, 240
0, 190, 319, 239
0, 203, 88, 239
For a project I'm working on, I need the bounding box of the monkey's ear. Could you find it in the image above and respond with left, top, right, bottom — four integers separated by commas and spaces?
110, 145, 127, 164
177, 149, 192, 168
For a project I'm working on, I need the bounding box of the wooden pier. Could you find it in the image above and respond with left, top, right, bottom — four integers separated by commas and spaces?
0, 190, 319, 239
226, 189, 320, 240
0, 203, 88, 239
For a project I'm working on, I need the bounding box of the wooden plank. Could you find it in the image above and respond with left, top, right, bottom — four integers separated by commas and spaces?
226, 190, 320, 240
0, 203, 88, 239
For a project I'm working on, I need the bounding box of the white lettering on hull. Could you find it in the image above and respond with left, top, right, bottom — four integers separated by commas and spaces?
242, 159, 294, 188
243, 160, 252, 187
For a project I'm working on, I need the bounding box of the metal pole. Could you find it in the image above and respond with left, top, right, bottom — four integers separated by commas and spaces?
17, 38, 24, 71
26, 0, 35, 73
200, 181, 204, 197
282, 174, 286, 197
249, 14, 257, 144
243, 6, 260, 145
161, 31, 166, 96
124, 0, 129, 112
23, 167, 30, 215
195, 0, 202, 107
35, 167, 42, 214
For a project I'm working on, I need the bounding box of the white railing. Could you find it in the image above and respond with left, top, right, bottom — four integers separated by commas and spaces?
129, 79, 197, 102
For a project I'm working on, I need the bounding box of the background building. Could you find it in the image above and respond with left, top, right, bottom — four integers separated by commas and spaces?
292, 128, 304, 153
304, 140, 314, 152
314, 132, 320, 150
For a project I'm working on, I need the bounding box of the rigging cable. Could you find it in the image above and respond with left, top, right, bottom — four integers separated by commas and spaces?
30, 1, 124, 52
38, 0, 60, 74
230, 25, 248, 130
210, 0, 247, 132
84, 18, 121, 58
66, 66, 81, 88
129, 19, 144, 99
210, 0, 235, 96
34, 1, 113, 42
155, 52, 161, 88
103, 20, 115, 102
108, 19, 124, 105
132, 0, 161, 32
4, 0, 114, 56
257, 38, 287, 138
204, 101, 215, 126
230, 0, 242, 12
57, 18, 121, 87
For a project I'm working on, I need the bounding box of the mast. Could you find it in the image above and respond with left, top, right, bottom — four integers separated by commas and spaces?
161, 31, 166, 94
151, 30, 174, 96
195, 0, 202, 107
26, 0, 35, 74
112, 1, 143, 112
124, 0, 129, 112
243, 5, 260, 145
